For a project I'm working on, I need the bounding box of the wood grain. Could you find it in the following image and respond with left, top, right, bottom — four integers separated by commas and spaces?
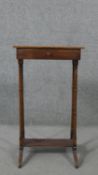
17, 48, 81, 60
23, 138, 73, 147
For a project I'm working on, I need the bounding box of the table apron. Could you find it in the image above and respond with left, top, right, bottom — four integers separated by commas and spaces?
17, 48, 80, 60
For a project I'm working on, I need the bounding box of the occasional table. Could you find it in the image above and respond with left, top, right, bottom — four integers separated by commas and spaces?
13, 46, 83, 168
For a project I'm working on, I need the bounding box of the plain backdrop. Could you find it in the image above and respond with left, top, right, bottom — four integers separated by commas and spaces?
0, 0, 98, 126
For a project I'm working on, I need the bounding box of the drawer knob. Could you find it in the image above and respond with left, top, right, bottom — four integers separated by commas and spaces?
46, 51, 51, 56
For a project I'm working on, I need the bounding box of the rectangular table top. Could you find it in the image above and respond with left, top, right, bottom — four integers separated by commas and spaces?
13, 45, 84, 49
14, 45, 84, 60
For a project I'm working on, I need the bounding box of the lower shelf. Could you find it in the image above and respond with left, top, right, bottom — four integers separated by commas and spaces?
22, 138, 73, 147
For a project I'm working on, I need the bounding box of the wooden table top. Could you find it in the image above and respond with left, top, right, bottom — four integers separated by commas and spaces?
13, 45, 84, 49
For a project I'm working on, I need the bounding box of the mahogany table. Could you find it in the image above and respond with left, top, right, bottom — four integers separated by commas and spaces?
13, 46, 83, 168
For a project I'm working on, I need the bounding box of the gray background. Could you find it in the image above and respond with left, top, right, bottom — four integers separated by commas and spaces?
0, 0, 98, 126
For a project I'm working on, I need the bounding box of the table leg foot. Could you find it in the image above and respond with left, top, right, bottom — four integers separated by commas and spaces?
18, 147, 23, 168
72, 146, 79, 168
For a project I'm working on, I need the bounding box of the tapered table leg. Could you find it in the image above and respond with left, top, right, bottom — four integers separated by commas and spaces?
72, 146, 79, 168
18, 60, 25, 168
71, 60, 79, 168
18, 147, 23, 168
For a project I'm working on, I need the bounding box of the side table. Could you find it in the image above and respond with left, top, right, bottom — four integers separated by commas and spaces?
13, 46, 83, 168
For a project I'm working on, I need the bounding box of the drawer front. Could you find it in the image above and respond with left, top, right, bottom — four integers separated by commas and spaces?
17, 48, 80, 60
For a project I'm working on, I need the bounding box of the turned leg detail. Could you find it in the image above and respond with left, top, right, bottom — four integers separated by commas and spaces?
71, 60, 79, 168
18, 60, 25, 168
